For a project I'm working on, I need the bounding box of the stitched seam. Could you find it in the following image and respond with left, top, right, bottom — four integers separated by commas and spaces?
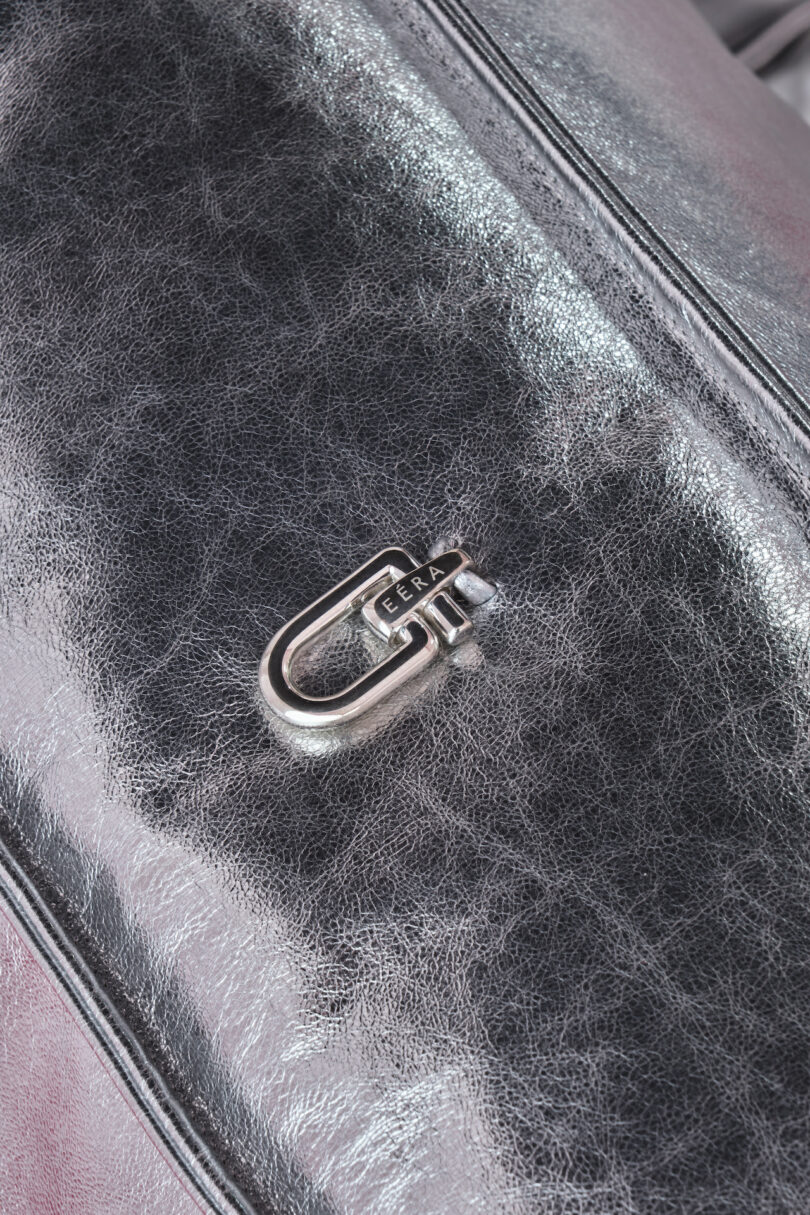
415, 0, 810, 442
0, 898, 214, 1215
0, 841, 256, 1215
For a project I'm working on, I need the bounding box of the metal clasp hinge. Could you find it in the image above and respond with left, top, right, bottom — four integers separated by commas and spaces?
259, 546, 494, 729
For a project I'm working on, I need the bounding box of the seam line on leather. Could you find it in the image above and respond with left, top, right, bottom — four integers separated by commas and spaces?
414, 0, 810, 445
0, 839, 257, 1215
0, 900, 213, 1215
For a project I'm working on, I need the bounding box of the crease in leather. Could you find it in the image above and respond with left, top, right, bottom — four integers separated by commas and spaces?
1, 0, 810, 1212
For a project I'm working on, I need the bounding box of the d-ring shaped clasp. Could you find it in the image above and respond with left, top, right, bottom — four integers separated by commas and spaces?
259, 546, 480, 728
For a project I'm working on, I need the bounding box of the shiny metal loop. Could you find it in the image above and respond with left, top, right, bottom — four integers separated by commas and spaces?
259, 546, 489, 728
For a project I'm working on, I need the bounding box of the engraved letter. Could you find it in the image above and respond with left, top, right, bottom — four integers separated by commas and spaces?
382, 597, 395, 614
397, 586, 413, 602
412, 576, 427, 591
428, 565, 444, 581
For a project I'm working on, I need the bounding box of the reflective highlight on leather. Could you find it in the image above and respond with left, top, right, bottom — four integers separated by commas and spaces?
1, 0, 810, 1212
0, 908, 211, 1215
449, 0, 810, 404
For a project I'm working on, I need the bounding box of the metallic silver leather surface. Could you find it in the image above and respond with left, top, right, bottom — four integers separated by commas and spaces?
2, 0, 810, 1211
456, 0, 810, 404
0, 906, 212, 1215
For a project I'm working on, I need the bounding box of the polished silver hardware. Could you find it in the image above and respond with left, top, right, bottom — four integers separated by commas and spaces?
259, 546, 495, 729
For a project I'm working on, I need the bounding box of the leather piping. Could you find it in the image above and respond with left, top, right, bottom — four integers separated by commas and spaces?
415, 0, 810, 448
0, 837, 257, 1215
739, 0, 810, 70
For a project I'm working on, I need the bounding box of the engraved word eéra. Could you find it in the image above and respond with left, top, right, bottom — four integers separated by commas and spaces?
259, 545, 494, 729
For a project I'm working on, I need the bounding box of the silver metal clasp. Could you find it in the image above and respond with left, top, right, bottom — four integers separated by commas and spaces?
259, 546, 495, 729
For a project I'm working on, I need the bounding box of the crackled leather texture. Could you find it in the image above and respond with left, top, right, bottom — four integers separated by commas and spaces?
2, 0, 810, 1212
443, 0, 810, 405
0, 908, 211, 1215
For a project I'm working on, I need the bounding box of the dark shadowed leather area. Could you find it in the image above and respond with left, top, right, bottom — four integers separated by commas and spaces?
2, 1, 810, 1212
